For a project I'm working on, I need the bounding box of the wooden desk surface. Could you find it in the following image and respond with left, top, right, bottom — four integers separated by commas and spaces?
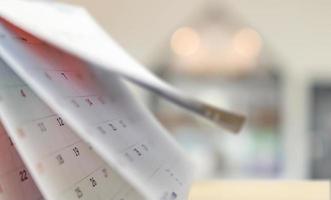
189, 181, 330, 200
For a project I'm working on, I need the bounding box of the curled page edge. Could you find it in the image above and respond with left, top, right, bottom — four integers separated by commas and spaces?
0, 0, 245, 133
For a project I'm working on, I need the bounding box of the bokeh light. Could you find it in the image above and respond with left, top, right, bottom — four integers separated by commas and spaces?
233, 28, 263, 60
171, 27, 201, 57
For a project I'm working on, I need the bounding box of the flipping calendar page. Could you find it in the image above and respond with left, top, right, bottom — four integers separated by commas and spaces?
0, 14, 192, 200
0, 59, 145, 200
0, 0, 245, 133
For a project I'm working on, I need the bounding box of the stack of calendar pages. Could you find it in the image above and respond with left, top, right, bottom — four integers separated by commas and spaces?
0, 1, 244, 200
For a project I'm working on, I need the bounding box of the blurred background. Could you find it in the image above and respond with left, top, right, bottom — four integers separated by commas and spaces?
61, 0, 331, 180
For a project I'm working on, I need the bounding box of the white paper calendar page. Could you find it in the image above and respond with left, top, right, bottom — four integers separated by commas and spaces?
0, 17, 193, 200
0, 58, 145, 200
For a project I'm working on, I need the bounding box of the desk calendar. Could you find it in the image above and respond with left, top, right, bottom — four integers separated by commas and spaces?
0, 1, 244, 199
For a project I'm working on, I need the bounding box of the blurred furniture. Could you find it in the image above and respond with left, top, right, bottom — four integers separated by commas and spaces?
311, 84, 331, 178
189, 181, 330, 200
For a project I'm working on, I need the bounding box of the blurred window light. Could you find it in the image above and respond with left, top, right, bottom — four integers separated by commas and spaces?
171, 27, 201, 57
